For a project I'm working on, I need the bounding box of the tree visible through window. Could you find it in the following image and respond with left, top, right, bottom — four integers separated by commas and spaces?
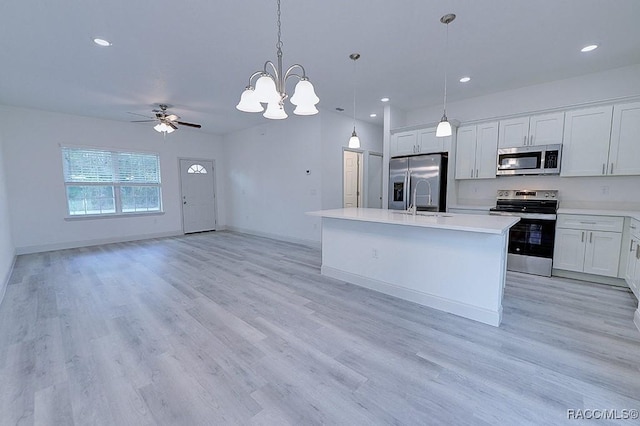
62, 148, 162, 216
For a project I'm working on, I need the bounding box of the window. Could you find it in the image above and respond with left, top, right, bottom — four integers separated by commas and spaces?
62, 148, 162, 216
187, 164, 207, 174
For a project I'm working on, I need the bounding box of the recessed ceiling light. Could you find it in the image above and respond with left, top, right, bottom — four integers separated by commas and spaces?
370, 113, 377, 118
380, 97, 390, 102
93, 38, 112, 47
459, 76, 471, 83
581, 44, 598, 53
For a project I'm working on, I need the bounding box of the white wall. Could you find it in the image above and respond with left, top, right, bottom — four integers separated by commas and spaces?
0, 105, 225, 254
223, 109, 383, 244
0, 126, 15, 304
400, 64, 640, 209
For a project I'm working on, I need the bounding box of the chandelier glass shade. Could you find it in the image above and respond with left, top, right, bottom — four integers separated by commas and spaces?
154, 121, 176, 134
236, 0, 319, 119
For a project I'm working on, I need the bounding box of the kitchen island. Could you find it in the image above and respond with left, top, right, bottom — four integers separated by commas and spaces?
307, 208, 519, 326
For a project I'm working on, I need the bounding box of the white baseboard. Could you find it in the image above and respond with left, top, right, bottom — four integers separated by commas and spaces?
225, 226, 321, 250
0, 251, 17, 308
15, 231, 183, 255
634, 308, 640, 333
321, 265, 502, 327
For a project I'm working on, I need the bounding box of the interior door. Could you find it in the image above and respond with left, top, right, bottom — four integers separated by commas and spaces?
343, 150, 362, 208
180, 159, 216, 233
367, 153, 383, 208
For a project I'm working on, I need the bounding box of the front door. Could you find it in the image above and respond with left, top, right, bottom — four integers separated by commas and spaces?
179, 159, 216, 233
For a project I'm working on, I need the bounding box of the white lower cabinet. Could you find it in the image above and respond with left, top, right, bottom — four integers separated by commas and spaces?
553, 214, 623, 277
624, 219, 640, 299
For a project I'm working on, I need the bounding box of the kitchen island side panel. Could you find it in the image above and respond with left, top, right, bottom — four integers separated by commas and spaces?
320, 217, 508, 326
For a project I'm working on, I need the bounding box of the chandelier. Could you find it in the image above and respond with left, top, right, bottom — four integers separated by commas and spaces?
236, 0, 319, 119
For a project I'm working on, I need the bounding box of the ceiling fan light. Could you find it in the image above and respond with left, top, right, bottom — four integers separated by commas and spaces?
254, 75, 280, 104
348, 129, 361, 148
436, 115, 452, 137
290, 79, 319, 106
236, 87, 264, 112
263, 102, 288, 120
154, 123, 165, 133
166, 125, 176, 134
293, 103, 319, 116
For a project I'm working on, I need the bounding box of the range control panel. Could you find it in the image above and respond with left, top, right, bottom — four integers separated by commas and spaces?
496, 189, 558, 201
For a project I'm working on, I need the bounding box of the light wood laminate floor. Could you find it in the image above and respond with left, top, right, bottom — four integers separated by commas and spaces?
1, 231, 639, 425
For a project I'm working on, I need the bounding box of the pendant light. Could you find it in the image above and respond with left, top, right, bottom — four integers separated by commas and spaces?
436, 13, 455, 138
348, 53, 361, 148
236, 0, 319, 119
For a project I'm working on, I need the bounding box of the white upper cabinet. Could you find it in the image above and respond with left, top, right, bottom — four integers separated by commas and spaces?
498, 112, 564, 148
390, 127, 449, 157
390, 131, 418, 157
498, 117, 529, 148
529, 112, 565, 146
560, 105, 614, 177
608, 101, 640, 176
417, 128, 445, 154
455, 121, 498, 179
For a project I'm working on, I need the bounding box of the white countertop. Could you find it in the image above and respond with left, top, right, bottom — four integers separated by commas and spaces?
558, 208, 640, 221
307, 208, 519, 235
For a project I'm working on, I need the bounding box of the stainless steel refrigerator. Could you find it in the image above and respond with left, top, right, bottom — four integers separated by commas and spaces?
388, 154, 448, 212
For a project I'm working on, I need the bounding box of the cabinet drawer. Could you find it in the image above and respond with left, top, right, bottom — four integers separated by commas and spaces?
557, 214, 624, 232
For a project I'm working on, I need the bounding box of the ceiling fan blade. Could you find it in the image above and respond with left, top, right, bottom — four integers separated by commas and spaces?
168, 122, 178, 130
127, 112, 154, 119
176, 121, 202, 129
166, 114, 179, 121
131, 119, 157, 123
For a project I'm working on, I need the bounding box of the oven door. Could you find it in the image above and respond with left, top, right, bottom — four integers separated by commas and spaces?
508, 217, 556, 259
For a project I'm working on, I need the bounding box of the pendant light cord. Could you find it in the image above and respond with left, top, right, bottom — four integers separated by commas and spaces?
353, 57, 357, 131
443, 21, 449, 116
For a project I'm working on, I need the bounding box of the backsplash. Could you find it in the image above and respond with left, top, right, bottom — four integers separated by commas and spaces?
456, 174, 640, 211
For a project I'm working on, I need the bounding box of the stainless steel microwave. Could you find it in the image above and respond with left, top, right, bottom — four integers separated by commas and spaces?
496, 144, 562, 176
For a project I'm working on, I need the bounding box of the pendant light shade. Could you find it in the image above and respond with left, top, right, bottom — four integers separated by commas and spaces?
348, 53, 361, 149
348, 129, 360, 148
436, 13, 455, 138
436, 115, 452, 137
236, 0, 319, 119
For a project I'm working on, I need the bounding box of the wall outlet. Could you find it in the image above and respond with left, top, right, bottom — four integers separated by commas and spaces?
601, 185, 609, 195
372, 248, 378, 259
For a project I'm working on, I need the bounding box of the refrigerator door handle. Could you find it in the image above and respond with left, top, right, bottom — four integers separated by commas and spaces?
404, 171, 410, 210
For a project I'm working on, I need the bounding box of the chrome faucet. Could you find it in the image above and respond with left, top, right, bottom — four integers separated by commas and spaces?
408, 179, 432, 215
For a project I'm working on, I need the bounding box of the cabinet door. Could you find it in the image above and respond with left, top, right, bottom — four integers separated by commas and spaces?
498, 117, 529, 148
391, 131, 417, 157
553, 228, 586, 272
475, 121, 499, 179
609, 102, 640, 176
455, 126, 477, 179
632, 244, 640, 298
583, 231, 622, 277
529, 112, 564, 146
625, 238, 637, 284
417, 128, 444, 154
561, 106, 613, 177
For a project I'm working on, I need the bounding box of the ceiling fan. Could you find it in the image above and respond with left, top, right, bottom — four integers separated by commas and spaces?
130, 104, 202, 133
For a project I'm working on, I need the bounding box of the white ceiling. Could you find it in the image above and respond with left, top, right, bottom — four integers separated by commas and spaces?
1, 0, 639, 135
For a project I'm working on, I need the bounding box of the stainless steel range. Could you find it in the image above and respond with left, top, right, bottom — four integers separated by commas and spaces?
489, 189, 559, 276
